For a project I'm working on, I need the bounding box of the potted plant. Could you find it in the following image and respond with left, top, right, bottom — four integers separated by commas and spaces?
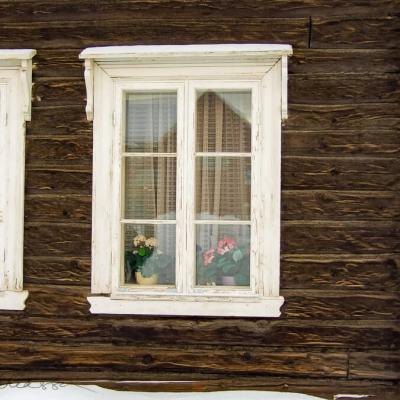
197, 236, 250, 286
125, 234, 173, 285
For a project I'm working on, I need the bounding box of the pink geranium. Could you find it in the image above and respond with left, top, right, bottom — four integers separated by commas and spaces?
203, 248, 216, 266
217, 237, 237, 255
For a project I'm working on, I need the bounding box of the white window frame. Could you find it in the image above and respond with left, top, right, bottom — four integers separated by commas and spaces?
0, 49, 35, 310
80, 44, 292, 317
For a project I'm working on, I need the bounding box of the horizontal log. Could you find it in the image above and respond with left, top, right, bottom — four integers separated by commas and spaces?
27, 106, 91, 136
349, 352, 400, 380
23, 220, 400, 258
282, 190, 400, 220
289, 49, 400, 75
26, 136, 92, 167
281, 255, 400, 291
32, 78, 86, 107
24, 223, 91, 257
24, 257, 91, 286
282, 130, 400, 157
289, 74, 400, 104
33, 49, 83, 78
282, 290, 400, 320
287, 103, 400, 131
0, 314, 398, 350
311, 17, 400, 48
25, 195, 92, 223
0, 0, 397, 22
19, 283, 400, 320
25, 168, 92, 195
282, 156, 399, 190
0, 340, 348, 377
0, 19, 309, 49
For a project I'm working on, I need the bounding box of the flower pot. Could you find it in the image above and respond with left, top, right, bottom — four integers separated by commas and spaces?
221, 275, 236, 286
135, 271, 158, 285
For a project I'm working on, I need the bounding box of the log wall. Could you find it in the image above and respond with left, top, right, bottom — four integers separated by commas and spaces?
0, 1, 399, 398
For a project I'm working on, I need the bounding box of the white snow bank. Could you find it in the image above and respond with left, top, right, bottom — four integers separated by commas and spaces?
0, 383, 325, 400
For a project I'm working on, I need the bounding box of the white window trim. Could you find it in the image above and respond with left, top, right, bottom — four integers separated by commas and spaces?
80, 44, 292, 317
0, 49, 35, 310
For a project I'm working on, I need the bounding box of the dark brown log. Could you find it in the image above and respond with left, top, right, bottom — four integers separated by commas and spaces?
27, 106, 91, 136
282, 156, 400, 190
282, 221, 400, 254
289, 74, 400, 104
282, 190, 400, 220
26, 136, 92, 167
282, 130, 400, 157
281, 255, 400, 291
24, 223, 91, 257
0, 340, 348, 377
290, 49, 400, 75
25, 168, 92, 195
33, 49, 83, 78
282, 290, 400, 320
0, 0, 397, 22
0, 314, 398, 350
0, 19, 309, 49
287, 103, 400, 131
32, 78, 86, 107
349, 352, 400, 380
311, 17, 400, 48
24, 257, 91, 286
25, 195, 92, 223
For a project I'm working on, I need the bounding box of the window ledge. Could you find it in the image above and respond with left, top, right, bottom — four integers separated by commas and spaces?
88, 295, 284, 317
0, 290, 28, 310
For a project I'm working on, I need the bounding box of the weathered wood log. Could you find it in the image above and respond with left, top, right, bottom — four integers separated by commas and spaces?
282, 190, 400, 220
25, 168, 92, 195
32, 78, 86, 107
287, 103, 400, 131
311, 17, 400, 48
282, 130, 400, 157
349, 351, 400, 380
290, 49, 400, 75
281, 255, 400, 291
289, 74, 400, 104
0, 314, 398, 350
26, 136, 92, 167
0, 19, 309, 49
0, 340, 348, 377
19, 284, 400, 320
1, 0, 396, 22
27, 106, 91, 136
282, 156, 399, 190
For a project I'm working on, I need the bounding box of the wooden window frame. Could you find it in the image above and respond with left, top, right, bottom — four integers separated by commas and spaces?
0, 50, 35, 310
80, 44, 292, 317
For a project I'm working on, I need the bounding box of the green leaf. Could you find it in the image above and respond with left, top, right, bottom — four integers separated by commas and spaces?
138, 248, 146, 256
232, 249, 243, 262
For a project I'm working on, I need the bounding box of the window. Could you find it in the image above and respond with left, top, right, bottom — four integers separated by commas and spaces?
80, 44, 292, 317
0, 49, 35, 310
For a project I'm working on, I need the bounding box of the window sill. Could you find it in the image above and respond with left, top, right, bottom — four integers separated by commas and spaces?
0, 290, 28, 310
87, 295, 284, 317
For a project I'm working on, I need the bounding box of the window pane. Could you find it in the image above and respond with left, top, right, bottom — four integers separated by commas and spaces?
196, 224, 250, 287
124, 157, 176, 220
196, 90, 251, 153
126, 92, 177, 153
196, 157, 251, 221
124, 224, 176, 286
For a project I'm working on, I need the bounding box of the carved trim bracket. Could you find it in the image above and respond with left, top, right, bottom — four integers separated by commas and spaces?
84, 59, 94, 121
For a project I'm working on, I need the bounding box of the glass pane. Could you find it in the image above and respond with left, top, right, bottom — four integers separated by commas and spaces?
124, 157, 176, 220
196, 90, 251, 153
125, 92, 177, 153
196, 224, 250, 287
124, 224, 176, 286
196, 157, 251, 221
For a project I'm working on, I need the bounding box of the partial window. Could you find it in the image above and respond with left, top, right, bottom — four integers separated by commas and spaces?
0, 50, 35, 310
80, 44, 291, 317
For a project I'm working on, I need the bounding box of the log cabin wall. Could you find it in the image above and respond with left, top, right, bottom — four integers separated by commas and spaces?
0, 1, 399, 399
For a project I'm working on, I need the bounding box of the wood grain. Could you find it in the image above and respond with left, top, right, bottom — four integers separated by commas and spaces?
349, 352, 400, 380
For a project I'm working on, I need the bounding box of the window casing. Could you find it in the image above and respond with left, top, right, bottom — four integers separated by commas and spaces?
80, 44, 292, 317
0, 50, 35, 310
